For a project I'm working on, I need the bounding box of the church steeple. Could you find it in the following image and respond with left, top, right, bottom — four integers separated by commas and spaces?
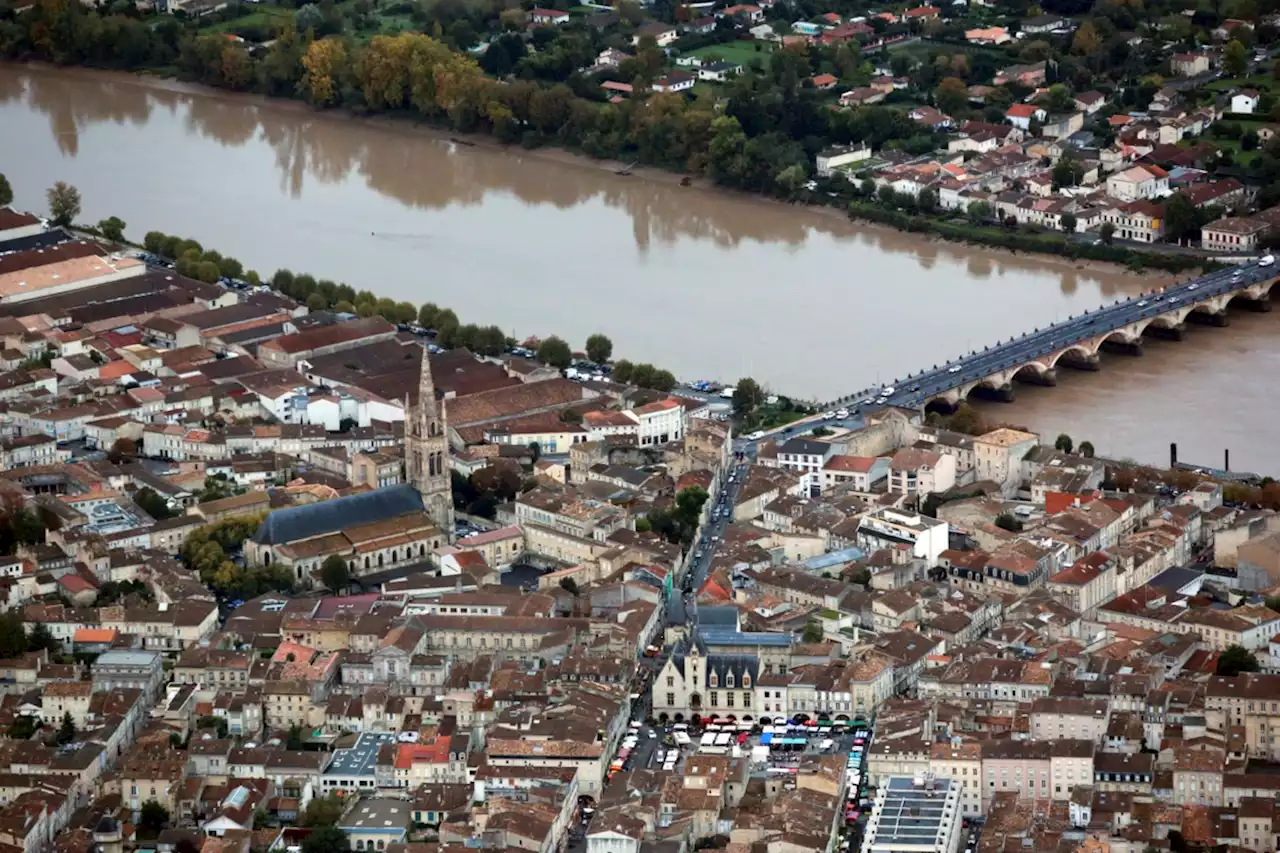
408, 346, 454, 539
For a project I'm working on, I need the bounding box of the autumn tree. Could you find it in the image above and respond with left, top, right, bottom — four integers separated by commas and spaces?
301, 37, 347, 106
1071, 21, 1100, 56
46, 181, 81, 227
935, 76, 968, 115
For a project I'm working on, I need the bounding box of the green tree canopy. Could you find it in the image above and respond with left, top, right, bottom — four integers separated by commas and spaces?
98, 216, 126, 242
46, 182, 82, 227
0, 173, 12, 207
1217, 644, 1260, 676
802, 621, 824, 643
536, 336, 573, 369
1055, 434, 1073, 453
320, 555, 351, 592
733, 378, 765, 417
585, 333, 613, 364
302, 824, 350, 853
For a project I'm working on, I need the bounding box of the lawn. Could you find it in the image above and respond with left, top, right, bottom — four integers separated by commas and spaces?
1206, 137, 1263, 166
201, 6, 293, 33
687, 40, 770, 66
1204, 74, 1276, 93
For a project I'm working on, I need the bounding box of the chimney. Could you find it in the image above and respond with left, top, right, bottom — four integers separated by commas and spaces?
1170, 442, 1178, 468
1224, 448, 1230, 473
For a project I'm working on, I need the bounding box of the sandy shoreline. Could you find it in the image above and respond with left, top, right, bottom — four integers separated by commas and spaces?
7, 61, 1185, 288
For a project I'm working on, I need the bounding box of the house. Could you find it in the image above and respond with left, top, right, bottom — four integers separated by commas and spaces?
816, 144, 872, 177
1074, 92, 1106, 114
1171, 52, 1211, 77
904, 4, 941, 20
811, 73, 838, 90
1201, 217, 1270, 252
718, 3, 763, 21
1006, 103, 1047, 131
1106, 164, 1169, 202
632, 22, 677, 46
1042, 112, 1085, 140
697, 60, 743, 82
994, 61, 1046, 87
1099, 200, 1165, 243
840, 88, 886, 107
652, 71, 695, 93
529, 8, 569, 25
909, 106, 953, 129
965, 26, 1010, 44
1232, 90, 1261, 114
1020, 13, 1070, 33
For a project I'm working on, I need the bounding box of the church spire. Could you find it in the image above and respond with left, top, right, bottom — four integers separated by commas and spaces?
408, 345, 454, 540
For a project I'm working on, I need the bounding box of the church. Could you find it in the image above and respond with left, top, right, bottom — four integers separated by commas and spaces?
244, 347, 455, 585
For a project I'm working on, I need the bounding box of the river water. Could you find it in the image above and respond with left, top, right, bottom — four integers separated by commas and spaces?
1, 65, 1277, 472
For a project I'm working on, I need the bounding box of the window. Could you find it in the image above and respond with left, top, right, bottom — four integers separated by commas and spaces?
726, 672, 735, 688
710, 692, 719, 707
667, 693, 675, 706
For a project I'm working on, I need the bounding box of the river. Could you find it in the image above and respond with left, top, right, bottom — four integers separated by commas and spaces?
1, 64, 1277, 473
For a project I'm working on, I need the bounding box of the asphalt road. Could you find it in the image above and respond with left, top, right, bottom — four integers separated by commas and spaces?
806, 259, 1279, 423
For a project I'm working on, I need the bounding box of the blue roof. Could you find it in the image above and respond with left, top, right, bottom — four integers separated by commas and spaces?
802, 547, 866, 571
253, 484, 424, 545
698, 606, 741, 628
698, 628, 792, 647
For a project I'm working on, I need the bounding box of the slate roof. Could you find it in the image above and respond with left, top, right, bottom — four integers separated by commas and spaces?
252, 484, 423, 546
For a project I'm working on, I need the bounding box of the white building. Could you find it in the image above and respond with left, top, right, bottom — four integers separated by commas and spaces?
856, 507, 949, 565
1105, 164, 1169, 201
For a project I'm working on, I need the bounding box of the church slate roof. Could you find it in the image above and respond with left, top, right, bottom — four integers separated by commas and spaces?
252, 484, 424, 546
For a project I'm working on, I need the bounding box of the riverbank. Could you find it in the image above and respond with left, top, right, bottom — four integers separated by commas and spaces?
6, 61, 1205, 282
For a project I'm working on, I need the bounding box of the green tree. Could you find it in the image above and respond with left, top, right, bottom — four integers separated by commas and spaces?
27, 622, 58, 654
301, 794, 345, 826
1224, 39, 1248, 78
1163, 192, 1204, 244
527, 441, 542, 463
143, 231, 167, 254
1100, 222, 1116, 244
46, 182, 82, 227
302, 824, 350, 853
134, 487, 175, 520
98, 216, 126, 242
307, 293, 328, 311
585, 333, 613, 364
994, 512, 1022, 532
418, 302, 440, 328
560, 577, 579, 595
319, 555, 351, 592
0, 173, 12, 207
1217, 644, 1260, 676
1061, 213, 1077, 233
139, 800, 170, 835
536, 336, 573, 369
612, 360, 635, 383
57, 711, 76, 746
8, 716, 37, 740
1052, 156, 1084, 189
732, 377, 765, 417
1055, 434, 1073, 453
802, 621, 824, 643
1079, 440, 1095, 458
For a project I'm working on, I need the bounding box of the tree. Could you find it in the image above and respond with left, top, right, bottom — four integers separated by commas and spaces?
302, 824, 350, 853
994, 512, 1022, 532
536, 336, 572, 369
108, 437, 136, 463
801, 621, 824, 643
27, 622, 58, 654
560, 577, 579, 595
301, 37, 347, 106
585, 333, 613, 364
97, 216, 126, 242
1055, 434, 1073, 453
1163, 192, 1203, 244
1217, 644, 1260, 676
1224, 39, 1248, 78
732, 378, 765, 417
1061, 213, 1077, 233
1071, 21, 1100, 55
1079, 440, 1095, 458
1100, 222, 1116, 244
57, 712, 76, 746
139, 800, 169, 835
612, 360, 634, 383
0, 174, 11, 207
8, 717, 37, 740
301, 794, 345, 826
46, 182, 81, 227
319, 555, 351, 592
935, 76, 968, 115
134, 487, 175, 521
1052, 156, 1084, 189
